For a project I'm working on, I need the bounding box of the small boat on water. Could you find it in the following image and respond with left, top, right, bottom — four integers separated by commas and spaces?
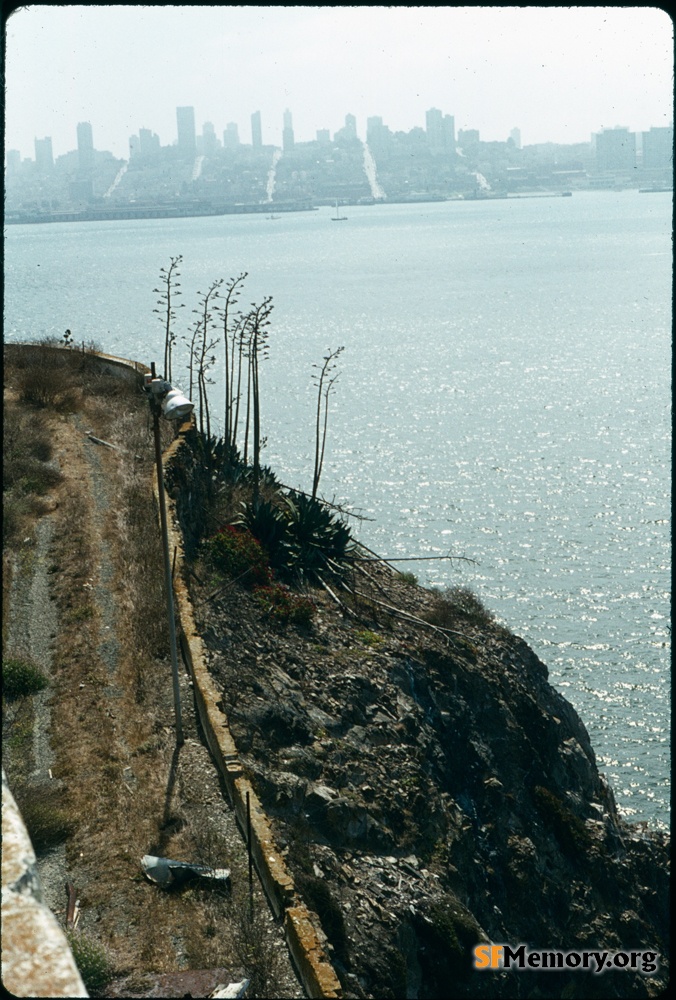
331, 200, 347, 221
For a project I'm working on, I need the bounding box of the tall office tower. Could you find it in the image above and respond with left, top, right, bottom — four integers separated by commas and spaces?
594, 127, 636, 172
6, 149, 21, 174
641, 126, 673, 169
77, 121, 95, 173
366, 116, 392, 159
34, 136, 54, 172
283, 109, 295, 152
202, 121, 219, 154
223, 123, 240, 150
251, 110, 262, 149
316, 129, 330, 144
509, 127, 522, 149
176, 106, 196, 158
139, 127, 161, 159
344, 113, 357, 139
425, 107, 444, 153
426, 108, 455, 157
129, 134, 140, 159
443, 114, 456, 158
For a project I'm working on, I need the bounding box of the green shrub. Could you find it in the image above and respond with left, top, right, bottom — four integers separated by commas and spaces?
396, 571, 418, 586
66, 930, 115, 992
3, 657, 49, 699
253, 582, 316, 626
206, 525, 272, 587
355, 629, 384, 647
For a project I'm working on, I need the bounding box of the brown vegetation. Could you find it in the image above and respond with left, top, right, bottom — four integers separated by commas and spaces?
2, 343, 300, 997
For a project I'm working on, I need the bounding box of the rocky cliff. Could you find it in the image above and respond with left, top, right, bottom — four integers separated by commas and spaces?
189, 549, 669, 999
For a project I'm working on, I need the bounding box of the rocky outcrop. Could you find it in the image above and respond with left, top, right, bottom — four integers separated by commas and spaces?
193, 569, 669, 999
2, 770, 88, 998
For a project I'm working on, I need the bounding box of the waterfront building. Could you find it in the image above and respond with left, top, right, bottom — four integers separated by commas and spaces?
317, 129, 330, 144
176, 106, 196, 158
34, 137, 54, 172
283, 109, 295, 152
641, 126, 673, 169
251, 110, 262, 149
594, 127, 636, 172
77, 122, 95, 174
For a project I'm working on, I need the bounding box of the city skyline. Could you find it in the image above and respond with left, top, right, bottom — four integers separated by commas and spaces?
5, 6, 673, 162
13, 105, 672, 170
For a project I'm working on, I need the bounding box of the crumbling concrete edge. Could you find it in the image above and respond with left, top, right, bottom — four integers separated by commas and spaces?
161, 426, 343, 1000
2, 769, 88, 998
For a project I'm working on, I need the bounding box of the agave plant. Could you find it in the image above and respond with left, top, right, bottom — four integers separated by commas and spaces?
234, 497, 290, 570
282, 491, 354, 582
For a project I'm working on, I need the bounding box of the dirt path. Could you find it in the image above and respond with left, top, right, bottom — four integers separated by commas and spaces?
3, 378, 302, 998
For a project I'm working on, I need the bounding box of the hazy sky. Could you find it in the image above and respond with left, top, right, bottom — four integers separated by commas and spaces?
4, 5, 674, 161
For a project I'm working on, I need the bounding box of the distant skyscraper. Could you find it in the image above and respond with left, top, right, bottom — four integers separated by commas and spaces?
425, 108, 444, 153
426, 108, 455, 157
251, 111, 262, 150
6, 149, 21, 174
223, 123, 240, 150
509, 127, 522, 149
367, 116, 390, 152
283, 109, 295, 152
443, 115, 456, 158
140, 128, 161, 159
176, 106, 196, 158
641, 126, 673, 169
594, 127, 636, 172
202, 121, 219, 154
34, 136, 54, 172
77, 121, 94, 173
344, 114, 357, 139
316, 129, 330, 144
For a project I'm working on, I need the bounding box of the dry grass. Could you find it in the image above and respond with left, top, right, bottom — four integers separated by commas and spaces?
3, 345, 301, 994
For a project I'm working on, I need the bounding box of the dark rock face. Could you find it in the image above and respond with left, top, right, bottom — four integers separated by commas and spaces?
193, 568, 669, 999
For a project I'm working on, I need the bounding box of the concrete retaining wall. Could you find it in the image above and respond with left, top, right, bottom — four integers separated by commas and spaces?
162, 428, 343, 999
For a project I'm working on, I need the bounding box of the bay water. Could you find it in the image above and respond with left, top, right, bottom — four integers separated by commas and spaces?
4, 191, 671, 827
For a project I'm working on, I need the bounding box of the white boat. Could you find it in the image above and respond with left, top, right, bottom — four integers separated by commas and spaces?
331, 199, 347, 221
